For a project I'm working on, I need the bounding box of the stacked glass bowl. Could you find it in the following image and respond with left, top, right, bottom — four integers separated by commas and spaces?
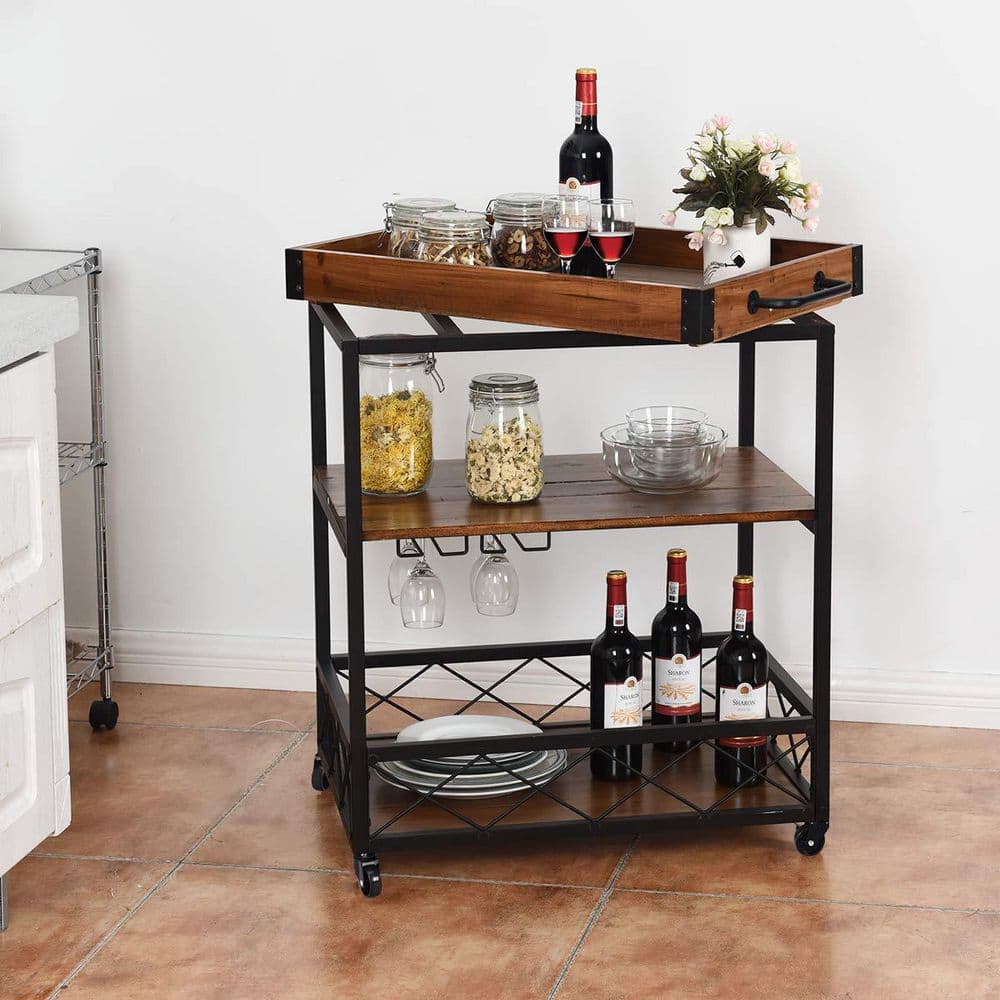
601, 406, 727, 494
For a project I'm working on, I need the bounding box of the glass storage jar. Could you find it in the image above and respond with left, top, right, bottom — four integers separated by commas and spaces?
465, 373, 543, 504
384, 197, 456, 259
488, 192, 559, 271
360, 343, 443, 496
417, 211, 493, 267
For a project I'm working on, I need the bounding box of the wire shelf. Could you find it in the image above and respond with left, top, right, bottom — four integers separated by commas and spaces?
66, 643, 114, 697
58, 441, 105, 485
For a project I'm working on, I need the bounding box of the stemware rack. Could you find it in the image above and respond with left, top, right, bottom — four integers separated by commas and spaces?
287, 227, 862, 897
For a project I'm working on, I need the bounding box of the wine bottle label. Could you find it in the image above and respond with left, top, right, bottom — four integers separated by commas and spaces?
560, 179, 600, 202
611, 603, 625, 626
734, 608, 748, 632
719, 682, 767, 747
653, 654, 701, 715
667, 581, 680, 603
604, 676, 642, 728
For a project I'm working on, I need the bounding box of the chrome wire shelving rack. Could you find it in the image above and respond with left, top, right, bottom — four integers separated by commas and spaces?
2, 247, 118, 730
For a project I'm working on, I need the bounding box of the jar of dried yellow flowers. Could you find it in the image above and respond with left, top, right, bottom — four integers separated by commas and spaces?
360, 345, 443, 496
466, 373, 543, 504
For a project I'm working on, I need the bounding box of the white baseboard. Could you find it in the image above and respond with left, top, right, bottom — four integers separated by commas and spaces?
67, 627, 1000, 729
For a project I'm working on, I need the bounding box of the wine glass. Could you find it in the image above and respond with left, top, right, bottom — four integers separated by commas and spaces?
472, 554, 519, 617
387, 539, 422, 605
469, 535, 505, 599
400, 555, 445, 629
588, 198, 636, 279
542, 195, 591, 275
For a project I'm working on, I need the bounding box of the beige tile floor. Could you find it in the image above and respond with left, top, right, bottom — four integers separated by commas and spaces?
1, 682, 997, 999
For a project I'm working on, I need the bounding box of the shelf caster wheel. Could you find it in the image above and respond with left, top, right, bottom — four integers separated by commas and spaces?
795, 822, 827, 856
354, 853, 382, 898
310, 755, 329, 792
89, 698, 119, 731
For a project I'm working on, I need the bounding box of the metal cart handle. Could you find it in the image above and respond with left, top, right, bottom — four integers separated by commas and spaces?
747, 271, 852, 314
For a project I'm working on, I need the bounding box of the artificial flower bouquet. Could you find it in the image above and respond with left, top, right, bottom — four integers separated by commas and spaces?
662, 114, 822, 253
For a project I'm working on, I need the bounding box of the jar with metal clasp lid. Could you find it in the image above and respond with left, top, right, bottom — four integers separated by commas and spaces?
465, 373, 543, 504
416, 211, 493, 266
487, 192, 559, 271
383, 197, 456, 259
359, 341, 445, 496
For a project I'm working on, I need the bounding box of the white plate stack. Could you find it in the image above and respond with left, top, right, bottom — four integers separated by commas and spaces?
374, 715, 568, 799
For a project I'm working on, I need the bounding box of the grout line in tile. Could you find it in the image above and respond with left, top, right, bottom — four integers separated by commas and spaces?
30, 850, 176, 865
616, 885, 1000, 917
184, 858, 604, 891
547, 835, 637, 999
46, 730, 309, 1000
68, 718, 310, 736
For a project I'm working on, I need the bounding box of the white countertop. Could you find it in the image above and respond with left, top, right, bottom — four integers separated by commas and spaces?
0, 294, 79, 369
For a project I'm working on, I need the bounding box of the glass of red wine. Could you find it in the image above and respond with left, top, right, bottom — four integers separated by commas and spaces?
542, 195, 591, 275
589, 198, 635, 278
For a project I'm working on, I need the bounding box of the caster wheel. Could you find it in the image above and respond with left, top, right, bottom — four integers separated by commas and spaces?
354, 853, 382, 898
89, 699, 119, 731
795, 822, 827, 856
310, 755, 330, 792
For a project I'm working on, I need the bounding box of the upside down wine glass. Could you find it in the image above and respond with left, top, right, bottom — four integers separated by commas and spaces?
541, 195, 591, 275
400, 548, 445, 629
589, 198, 635, 279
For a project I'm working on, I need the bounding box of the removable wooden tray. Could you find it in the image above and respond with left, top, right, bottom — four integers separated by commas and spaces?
287, 227, 862, 343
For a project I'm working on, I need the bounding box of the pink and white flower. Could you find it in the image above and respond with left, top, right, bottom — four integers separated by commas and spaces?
703, 120, 716, 136
780, 138, 798, 155
754, 131, 777, 153
661, 209, 677, 226
708, 228, 727, 245
780, 159, 802, 182
807, 181, 823, 198
712, 113, 732, 131
757, 156, 776, 178
802, 217, 820, 233
686, 231, 704, 251
806, 196, 820, 211
788, 196, 806, 215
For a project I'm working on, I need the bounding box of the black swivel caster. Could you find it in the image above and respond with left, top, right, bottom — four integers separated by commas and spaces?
354, 852, 382, 898
794, 822, 828, 856
310, 755, 330, 791
88, 698, 119, 731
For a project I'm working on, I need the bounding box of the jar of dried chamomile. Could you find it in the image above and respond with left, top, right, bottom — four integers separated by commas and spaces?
465, 373, 544, 504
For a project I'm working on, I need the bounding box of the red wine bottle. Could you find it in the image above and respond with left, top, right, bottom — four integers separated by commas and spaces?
651, 549, 703, 751
559, 67, 613, 276
714, 575, 769, 787
590, 570, 643, 781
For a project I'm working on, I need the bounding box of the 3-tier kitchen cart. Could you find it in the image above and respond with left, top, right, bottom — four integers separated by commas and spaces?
286, 228, 862, 897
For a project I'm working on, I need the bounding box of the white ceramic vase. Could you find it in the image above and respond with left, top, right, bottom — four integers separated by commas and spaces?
702, 221, 771, 285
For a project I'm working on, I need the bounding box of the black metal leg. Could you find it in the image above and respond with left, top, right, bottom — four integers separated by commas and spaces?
341, 338, 371, 857
811, 326, 835, 827
309, 308, 333, 788
737, 339, 756, 575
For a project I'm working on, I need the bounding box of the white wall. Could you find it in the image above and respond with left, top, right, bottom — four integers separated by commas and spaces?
3, 0, 997, 726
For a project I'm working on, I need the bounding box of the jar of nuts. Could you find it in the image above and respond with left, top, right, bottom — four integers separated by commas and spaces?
488, 192, 559, 272
417, 210, 493, 267
384, 197, 456, 259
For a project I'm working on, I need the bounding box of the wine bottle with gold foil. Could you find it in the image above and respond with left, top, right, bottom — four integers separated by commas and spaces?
714, 575, 769, 786
651, 549, 703, 750
590, 570, 643, 781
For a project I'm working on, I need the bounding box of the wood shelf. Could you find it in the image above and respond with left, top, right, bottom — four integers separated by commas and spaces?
369, 742, 807, 839
314, 448, 814, 541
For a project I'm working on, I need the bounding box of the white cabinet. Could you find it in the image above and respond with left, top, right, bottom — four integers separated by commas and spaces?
0, 297, 78, 928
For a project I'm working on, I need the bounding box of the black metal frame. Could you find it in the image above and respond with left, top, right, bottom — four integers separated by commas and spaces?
308, 306, 834, 883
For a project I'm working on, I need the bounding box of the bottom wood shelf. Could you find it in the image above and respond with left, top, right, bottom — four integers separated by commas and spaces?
368, 741, 808, 842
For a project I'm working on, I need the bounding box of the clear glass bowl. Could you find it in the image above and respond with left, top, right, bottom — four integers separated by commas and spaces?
625, 405, 707, 443
601, 422, 727, 494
